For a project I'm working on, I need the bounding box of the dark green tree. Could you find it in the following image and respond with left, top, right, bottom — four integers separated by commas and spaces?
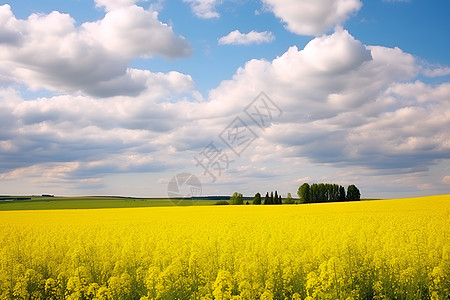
253, 192, 261, 205
274, 191, 279, 204
297, 183, 310, 204
230, 192, 243, 205
264, 192, 270, 205
310, 184, 319, 203
318, 183, 326, 202
347, 185, 361, 201
270, 191, 274, 204
331, 184, 339, 202
298, 182, 361, 204
339, 185, 346, 202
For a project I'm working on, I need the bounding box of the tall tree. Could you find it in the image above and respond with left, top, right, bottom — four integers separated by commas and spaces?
339, 185, 346, 202
264, 192, 270, 205
274, 191, 279, 204
318, 183, 326, 202
270, 191, 274, 204
297, 183, 310, 204
253, 192, 261, 205
230, 192, 243, 205
332, 184, 339, 202
347, 185, 361, 201
310, 184, 319, 203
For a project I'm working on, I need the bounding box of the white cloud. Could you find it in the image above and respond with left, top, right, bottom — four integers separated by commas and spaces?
0, 4, 191, 97
0, 86, 198, 179
422, 66, 450, 77
208, 29, 448, 178
218, 30, 275, 45
94, 0, 146, 11
183, 0, 220, 19
296, 28, 372, 74
262, 0, 362, 35
91, 5, 191, 58
1, 15, 450, 197
0, 4, 21, 45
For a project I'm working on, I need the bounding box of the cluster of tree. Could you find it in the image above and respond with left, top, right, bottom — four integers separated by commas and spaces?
252, 191, 282, 205
297, 183, 360, 203
229, 192, 244, 205
226, 184, 360, 206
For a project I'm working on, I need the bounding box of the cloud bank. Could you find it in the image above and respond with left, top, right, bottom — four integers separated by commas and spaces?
0, 1, 449, 197
1, 21, 450, 195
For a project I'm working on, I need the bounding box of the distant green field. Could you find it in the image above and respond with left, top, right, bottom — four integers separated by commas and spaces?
0, 196, 217, 211
0, 195, 382, 211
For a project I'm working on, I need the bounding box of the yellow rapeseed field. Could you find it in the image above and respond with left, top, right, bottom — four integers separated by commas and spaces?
0, 196, 449, 299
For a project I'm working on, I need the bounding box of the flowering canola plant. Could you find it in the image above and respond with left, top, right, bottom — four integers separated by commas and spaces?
0, 196, 449, 299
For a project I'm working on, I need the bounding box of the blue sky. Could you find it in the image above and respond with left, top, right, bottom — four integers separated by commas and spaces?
1, 0, 450, 198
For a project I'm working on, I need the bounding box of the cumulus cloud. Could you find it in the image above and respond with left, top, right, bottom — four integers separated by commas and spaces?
0, 4, 191, 97
208, 29, 449, 177
1, 19, 450, 196
183, 0, 220, 19
90, 5, 192, 58
262, 0, 362, 35
0, 5, 21, 45
218, 30, 275, 45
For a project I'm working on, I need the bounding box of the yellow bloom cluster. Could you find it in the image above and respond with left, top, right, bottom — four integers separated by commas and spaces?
0, 196, 449, 299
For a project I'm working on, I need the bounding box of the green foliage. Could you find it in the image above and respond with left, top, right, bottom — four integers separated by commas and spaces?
297, 183, 310, 204
346, 185, 361, 201
262, 191, 283, 205
284, 193, 295, 204
253, 193, 262, 205
229, 192, 243, 205
264, 192, 272, 205
297, 183, 360, 203
274, 191, 281, 205
339, 186, 346, 202
215, 200, 230, 205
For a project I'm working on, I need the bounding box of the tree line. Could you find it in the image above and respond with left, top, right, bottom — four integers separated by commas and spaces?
297, 183, 360, 203
222, 184, 360, 206
252, 191, 282, 205
225, 191, 284, 205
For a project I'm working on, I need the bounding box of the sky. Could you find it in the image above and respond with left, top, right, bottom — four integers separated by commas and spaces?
0, 0, 450, 199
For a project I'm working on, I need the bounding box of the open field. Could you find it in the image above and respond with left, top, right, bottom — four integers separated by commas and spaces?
0, 196, 218, 211
0, 195, 449, 299
0, 195, 380, 211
